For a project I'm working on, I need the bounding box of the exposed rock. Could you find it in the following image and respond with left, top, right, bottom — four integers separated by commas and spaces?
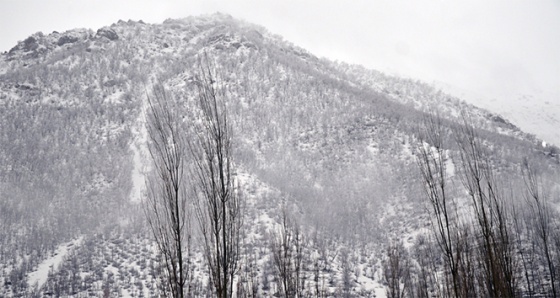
8, 35, 43, 58
15, 83, 33, 90
492, 115, 507, 124
22, 36, 39, 52
96, 27, 119, 41
57, 35, 79, 46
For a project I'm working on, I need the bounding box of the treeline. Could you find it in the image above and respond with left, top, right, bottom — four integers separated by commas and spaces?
383, 114, 560, 298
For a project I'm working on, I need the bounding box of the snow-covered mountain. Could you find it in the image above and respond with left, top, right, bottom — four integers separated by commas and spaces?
435, 80, 560, 147
0, 14, 558, 297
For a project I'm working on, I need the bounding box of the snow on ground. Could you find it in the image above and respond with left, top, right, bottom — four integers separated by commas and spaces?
236, 168, 275, 206
445, 154, 455, 178
129, 94, 149, 203
27, 237, 84, 289
356, 262, 387, 298
373, 286, 388, 298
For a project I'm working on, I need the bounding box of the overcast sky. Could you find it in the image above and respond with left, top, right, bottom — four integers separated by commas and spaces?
1, 0, 559, 131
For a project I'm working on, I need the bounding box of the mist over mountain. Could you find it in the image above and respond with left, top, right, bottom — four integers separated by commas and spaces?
433, 80, 560, 148
1, 14, 559, 297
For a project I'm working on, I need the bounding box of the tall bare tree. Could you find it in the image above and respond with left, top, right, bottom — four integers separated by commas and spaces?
454, 114, 517, 297
190, 56, 243, 298
145, 84, 191, 298
384, 240, 411, 298
416, 113, 522, 297
270, 207, 304, 298
416, 114, 463, 298
523, 160, 558, 298
512, 199, 538, 297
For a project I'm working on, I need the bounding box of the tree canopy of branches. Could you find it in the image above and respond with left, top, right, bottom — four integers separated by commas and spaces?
416, 114, 464, 297
270, 207, 304, 298
190, 56, 243, 298
145, 84, 191, 298
413, 112, 560, 298
523, 160, 558, 298
415, 113, 519, 297
454, 115, 517, 297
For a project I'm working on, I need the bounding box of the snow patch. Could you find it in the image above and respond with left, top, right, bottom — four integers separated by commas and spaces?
129, 95, 150, 203
27, 237, 83, 289
445, 155, 455, 178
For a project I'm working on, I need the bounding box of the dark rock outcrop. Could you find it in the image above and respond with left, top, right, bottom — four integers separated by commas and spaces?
57, 35, 79, 46
95, 27, 119, 41
22, 36, 39, 51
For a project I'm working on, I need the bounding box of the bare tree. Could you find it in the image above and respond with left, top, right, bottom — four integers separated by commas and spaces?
416, 114, 463, 298
410, 235, 441, 298
340, 248, 354, 298
512, 199, 538, 297
416, 113, 522, 297
523, 160, 558, 298
270, 207, 304, 298
454, 114, 517, 297
383, 240, 411, 298
236, 246, 259, 298
190, 56, 243, 298
144, 84, 191, 298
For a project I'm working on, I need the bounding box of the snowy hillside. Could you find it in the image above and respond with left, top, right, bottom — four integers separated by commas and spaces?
436, 81, 560, 147
0, 14, 559, 297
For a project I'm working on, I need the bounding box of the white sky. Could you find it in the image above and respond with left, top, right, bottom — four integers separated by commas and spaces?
1, 0, 559, 141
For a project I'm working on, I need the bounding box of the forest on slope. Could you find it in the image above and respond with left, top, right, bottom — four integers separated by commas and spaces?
0, 14, 559, 297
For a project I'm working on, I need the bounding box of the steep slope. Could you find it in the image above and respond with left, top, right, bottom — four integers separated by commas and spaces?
0, 14, 558, 297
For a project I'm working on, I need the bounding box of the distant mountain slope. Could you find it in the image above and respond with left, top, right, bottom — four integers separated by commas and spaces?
435, 80, 560, 147
0, 14, 558, 297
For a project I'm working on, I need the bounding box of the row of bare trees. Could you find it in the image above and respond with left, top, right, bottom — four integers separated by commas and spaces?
144, 57, 242, 298
144, 58, 558, 297
143, 58, 354, 298
384, 113, 560, 298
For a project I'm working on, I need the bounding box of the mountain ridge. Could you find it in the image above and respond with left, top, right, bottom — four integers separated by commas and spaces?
0, 14, 552, 149
0, 14, 558, 297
